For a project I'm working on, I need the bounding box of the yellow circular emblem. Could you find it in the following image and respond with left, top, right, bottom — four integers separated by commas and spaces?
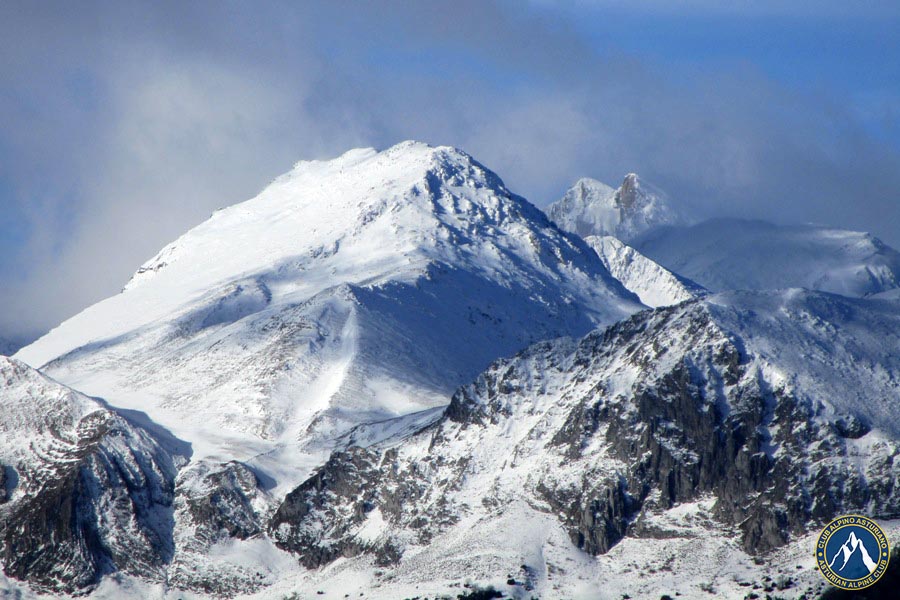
816, 514, 890, 590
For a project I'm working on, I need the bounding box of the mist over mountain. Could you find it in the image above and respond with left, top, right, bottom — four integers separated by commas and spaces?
634, 219, 900, 298
547, 174, 687, 243
4, 2, 900, 597
0, 337, 24, 357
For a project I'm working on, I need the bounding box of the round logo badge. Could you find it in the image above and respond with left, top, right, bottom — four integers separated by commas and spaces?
816, 515, 890, 590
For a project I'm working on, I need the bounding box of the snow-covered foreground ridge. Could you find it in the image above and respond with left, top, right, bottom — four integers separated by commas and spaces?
266, 290, 900, 599
4, 288, 899, 597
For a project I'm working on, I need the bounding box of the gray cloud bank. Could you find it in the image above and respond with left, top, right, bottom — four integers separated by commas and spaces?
1, 0, 899, 341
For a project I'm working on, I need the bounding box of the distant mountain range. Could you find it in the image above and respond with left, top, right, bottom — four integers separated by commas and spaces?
634, 218, 900, 298
549, 175, 900, 299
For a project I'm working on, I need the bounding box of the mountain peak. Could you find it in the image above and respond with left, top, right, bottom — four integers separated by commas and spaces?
114, 141, 531, 297
585, 235, 705, 307
18, 142, 641, 495
547, 172, 684, 242
284, 142, 490, 193
616, 173, 641, 210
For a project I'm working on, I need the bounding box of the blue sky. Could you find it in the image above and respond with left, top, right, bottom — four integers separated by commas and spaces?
559, 4, 900, 145
1, 0, 899, 341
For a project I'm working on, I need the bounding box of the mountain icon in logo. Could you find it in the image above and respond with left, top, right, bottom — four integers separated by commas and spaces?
828, 530, 878, 575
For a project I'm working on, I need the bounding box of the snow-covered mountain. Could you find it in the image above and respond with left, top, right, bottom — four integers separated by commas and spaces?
4, 142, 900, 598
547, 174, 685, 242
548, 176, 900, 300
5, 288, 897, 598
634, 218, 900, 297
585, 235, 705, 307
2, 142, 646, 595
266, 290, 900, 598
15, 141, 641, 496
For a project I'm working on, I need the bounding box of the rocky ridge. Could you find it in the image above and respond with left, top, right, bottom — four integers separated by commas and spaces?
585, 234, 705, 307
0, 357, 184, 594
267, 290, 900, 595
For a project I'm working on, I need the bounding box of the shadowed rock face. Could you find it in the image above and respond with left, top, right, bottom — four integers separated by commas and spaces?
0, 410, 178, 594
269, 294, 900, 569
0, 358, 277, 597
0, 357, 187, 595
0, 466, 7, 505
183, 461, 264, 542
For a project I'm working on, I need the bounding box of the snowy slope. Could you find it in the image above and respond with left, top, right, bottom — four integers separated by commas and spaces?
15, 141, 641, 498
547, 174, 685, 242
264, 290, 900, 599
635, 218, 900, 297
585, 235, 704, 307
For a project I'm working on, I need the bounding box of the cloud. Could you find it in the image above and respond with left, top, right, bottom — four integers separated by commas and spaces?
1, 0, 899, 341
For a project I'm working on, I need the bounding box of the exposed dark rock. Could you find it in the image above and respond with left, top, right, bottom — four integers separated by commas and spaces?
0, 465, 8, 504
539, 476, 633, 554
167, 460, 271, 596
834, 416, 871, 439
184, 461, 263, 541
0, 411, 177, 594
616, 173, 640, 211
269, 446, 383, 567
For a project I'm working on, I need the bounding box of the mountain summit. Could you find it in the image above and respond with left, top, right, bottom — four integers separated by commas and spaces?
585, 235, 705, 307
547, 173, 685, 242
